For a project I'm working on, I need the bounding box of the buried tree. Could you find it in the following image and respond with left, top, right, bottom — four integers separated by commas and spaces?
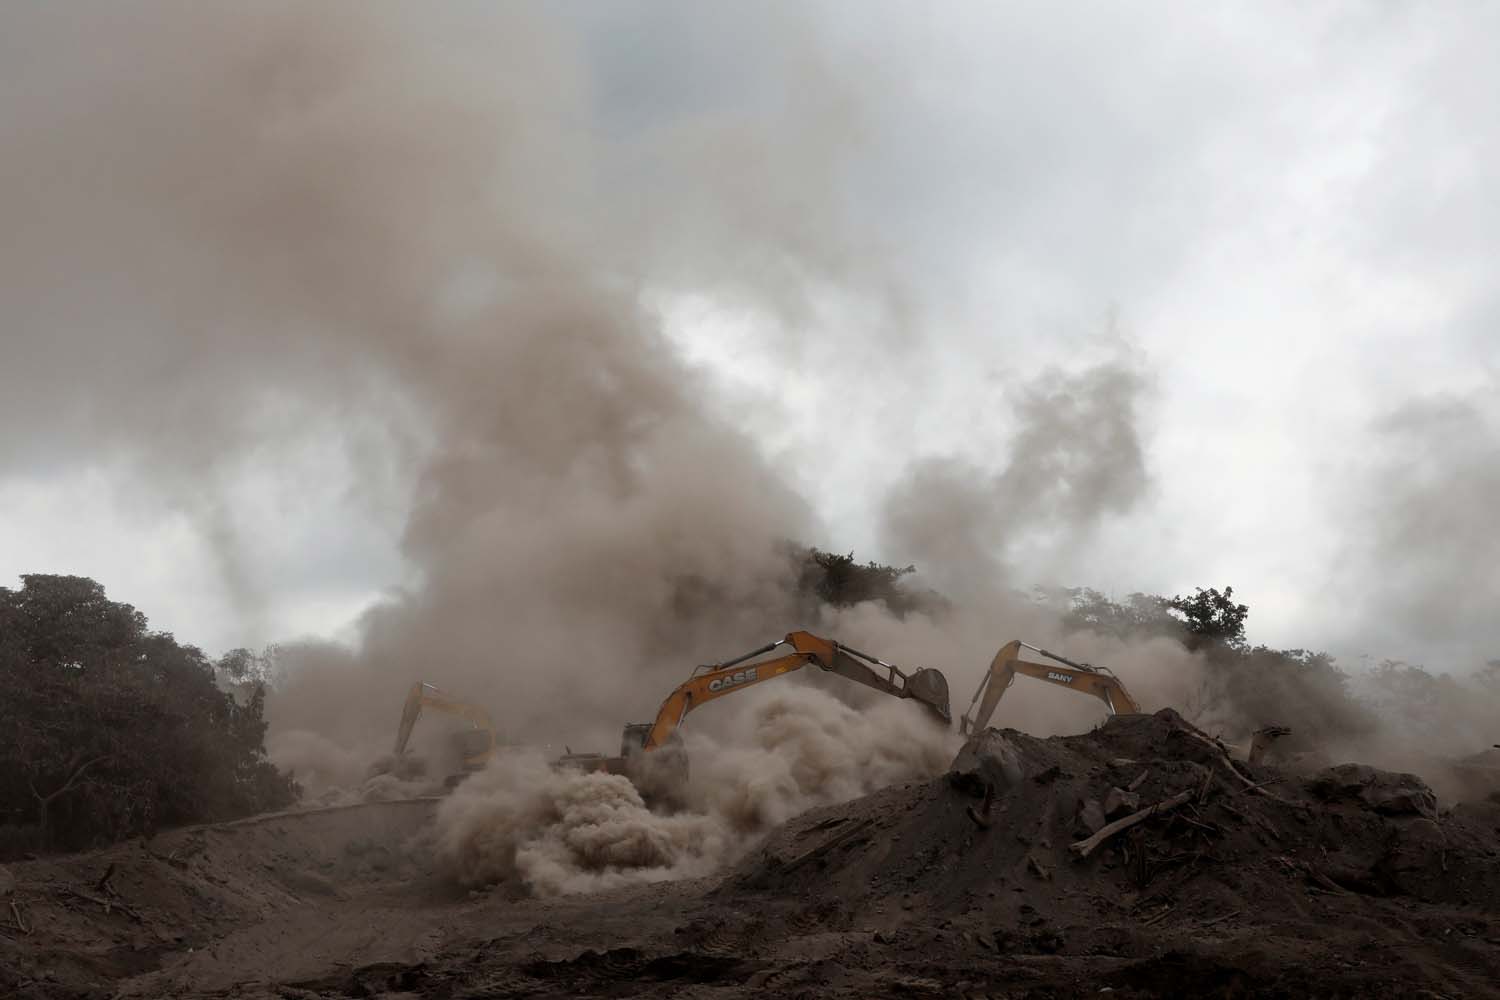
0, 575, 296, 857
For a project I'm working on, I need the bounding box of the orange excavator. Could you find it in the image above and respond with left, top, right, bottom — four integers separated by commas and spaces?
560, 630, 952, 801
959, 640, 1141, 737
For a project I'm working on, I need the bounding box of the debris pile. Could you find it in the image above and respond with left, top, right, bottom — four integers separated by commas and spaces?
9, 710, 1500, 998
732, 708, 1500, 990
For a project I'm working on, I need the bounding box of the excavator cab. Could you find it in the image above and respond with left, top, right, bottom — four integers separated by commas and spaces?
619, 722, 689, 806
620, 723, 654, 758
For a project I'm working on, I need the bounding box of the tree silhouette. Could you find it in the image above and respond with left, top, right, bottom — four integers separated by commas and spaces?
0, 575, 296, 856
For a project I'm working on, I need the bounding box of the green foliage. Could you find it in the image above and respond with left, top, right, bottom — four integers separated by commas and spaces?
1167, 586, 1249, 649
797, 549, 941, 618
0, 575, 298, 856
1060, 585, 1248, 648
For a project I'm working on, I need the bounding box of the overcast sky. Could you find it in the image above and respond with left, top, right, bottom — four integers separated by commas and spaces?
2, 2, 1497, 672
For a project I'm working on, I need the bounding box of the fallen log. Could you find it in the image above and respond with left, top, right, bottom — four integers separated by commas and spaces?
1069, 789, 1196, 859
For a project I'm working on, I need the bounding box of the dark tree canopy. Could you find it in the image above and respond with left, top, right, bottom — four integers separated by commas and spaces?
797, 549, 943, 618
0, 575, 297, 857
1167, 586, 1250, 650
1063, 584, 1249, 650
1061, 588, 1180, 640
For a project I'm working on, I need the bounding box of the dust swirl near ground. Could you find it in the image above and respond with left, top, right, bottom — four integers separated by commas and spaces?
435, 688, 956, 896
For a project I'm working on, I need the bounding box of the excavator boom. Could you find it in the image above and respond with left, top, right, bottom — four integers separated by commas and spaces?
959, 641, 1141, 737
553, 631, 951, 807
636, 630, 951, 751
392, 681, 497, 771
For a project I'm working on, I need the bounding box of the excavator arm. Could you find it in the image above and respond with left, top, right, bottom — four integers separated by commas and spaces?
635, 630, 952, 752
959, 641, 1141, 737
393, 681, 497, 768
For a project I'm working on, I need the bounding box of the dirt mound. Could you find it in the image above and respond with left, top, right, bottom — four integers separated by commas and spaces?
9, 715, 1500, 998
730, 709, 1500, 996
0, 799, 439, 999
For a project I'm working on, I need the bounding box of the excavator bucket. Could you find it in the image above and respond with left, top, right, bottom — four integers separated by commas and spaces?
904, 667, 951, 725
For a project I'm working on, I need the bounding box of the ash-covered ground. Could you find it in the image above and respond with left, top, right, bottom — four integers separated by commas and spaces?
6, 709, 1500, 1000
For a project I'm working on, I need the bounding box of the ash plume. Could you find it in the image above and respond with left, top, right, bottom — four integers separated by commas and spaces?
1341, 386, 1500, 668
1, 4, 852, 758
2, 2, 1207, 882
0, 3, 1169, 751
881, 356, 1150, 598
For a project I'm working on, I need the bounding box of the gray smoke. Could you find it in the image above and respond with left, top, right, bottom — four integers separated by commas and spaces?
881, 356, 1150, 599
0, 4, 862, 759
1340, 386, 1500, 669
1, 4, 1180, 813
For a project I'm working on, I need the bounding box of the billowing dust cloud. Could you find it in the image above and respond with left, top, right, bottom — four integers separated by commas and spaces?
1339, 387, 1500, 668
437, 689, 955, 896
880, 357, 1150, 602
0, 3, 853, 759
437, 755, 728, 896
0, 6, 1184, 737
3, 1, 1351, 891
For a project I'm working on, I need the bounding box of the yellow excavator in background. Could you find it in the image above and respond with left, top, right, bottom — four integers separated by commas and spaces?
390, 681, 498, 785
560, 630, 952, 801
959, 640, 1142, 737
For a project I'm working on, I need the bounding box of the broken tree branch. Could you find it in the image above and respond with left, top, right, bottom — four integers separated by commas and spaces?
1196, 767, 1215, 804
1231, 775, 1286, 797
1141, 904, 1175, 926
1201, 909, 1242, 927
1069, 789, 1196, 859
781, 819, 874, 873
966, 782, 997, 830
1176, 812, 1220, 836
53, 883, 144, 923
9, 900, 28, 935
1304, 866, 1351, 896
1179, 730, 1301, 807
29, 755, 109, 806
